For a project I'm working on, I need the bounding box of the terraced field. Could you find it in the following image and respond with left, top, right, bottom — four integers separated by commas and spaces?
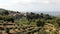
0, 22, 41, 34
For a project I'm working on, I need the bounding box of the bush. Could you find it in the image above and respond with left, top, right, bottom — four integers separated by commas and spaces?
36, 20, 45, 27
38, 30, 49, 34
51, 31, 58, 34
5, 28, 10, 33
4, 16, 14, 22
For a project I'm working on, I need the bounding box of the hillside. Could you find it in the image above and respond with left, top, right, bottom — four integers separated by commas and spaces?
0, 9, 60, 34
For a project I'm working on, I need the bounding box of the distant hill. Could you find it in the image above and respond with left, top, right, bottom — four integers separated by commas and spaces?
0, 8, 60, 17
34, 11, 60, 17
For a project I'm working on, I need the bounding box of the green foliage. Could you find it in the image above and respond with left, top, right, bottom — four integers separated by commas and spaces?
0, 10, 60, 34
45, 14, 51, 20
3, 10, 9, 15
0, 16, 3, 20
4, 16, 14, 22
38, 30, 49, 34
51, 31, 58, 34
55, 18, 60, 27
5, 28, 10, 33
54, 23, 59, 29
36, 20, 45, 27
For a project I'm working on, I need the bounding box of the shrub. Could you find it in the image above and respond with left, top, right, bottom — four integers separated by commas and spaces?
36, 20, 45, 27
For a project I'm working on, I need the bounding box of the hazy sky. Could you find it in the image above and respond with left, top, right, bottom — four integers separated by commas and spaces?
0, 0, 60, 12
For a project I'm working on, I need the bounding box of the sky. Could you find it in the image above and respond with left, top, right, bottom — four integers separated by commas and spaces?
0, 0, 60, 12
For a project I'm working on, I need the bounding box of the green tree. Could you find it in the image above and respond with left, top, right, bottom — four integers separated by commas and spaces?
4, 16, 14, 22
3, 10, 9, 15
36, 20, 45, 27
45, 14, 52, 20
